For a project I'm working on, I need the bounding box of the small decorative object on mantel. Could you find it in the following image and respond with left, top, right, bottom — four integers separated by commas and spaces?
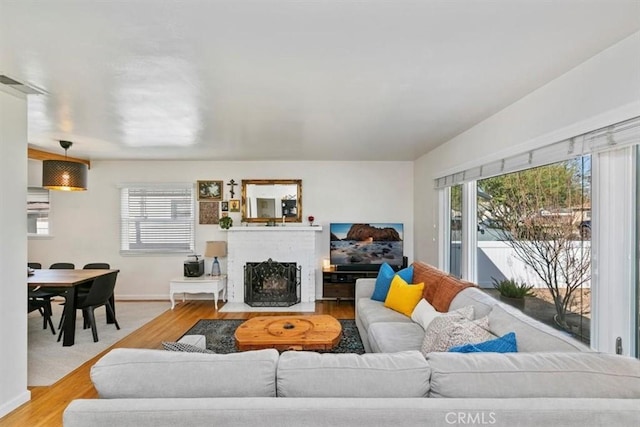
227, 179, 238, 198
219, 216, 233, 230
308, 215, 315, 226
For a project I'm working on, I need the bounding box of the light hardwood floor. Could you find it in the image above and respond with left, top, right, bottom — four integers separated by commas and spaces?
0, 300, 355, 427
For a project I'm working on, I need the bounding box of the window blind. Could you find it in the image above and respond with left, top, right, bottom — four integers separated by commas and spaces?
435, 116, 640, 189
120, 183, 195, 254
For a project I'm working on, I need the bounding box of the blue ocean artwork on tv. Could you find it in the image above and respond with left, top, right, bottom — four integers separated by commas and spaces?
330, 223, 404, 267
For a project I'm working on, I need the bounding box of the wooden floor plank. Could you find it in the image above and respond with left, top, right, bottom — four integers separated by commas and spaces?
0, 300, 354, 427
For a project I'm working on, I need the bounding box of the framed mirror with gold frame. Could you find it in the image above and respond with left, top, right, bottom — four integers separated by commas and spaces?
241, 179, 302, 223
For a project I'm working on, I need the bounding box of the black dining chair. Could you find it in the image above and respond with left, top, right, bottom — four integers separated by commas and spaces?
50, 262, 75, 269
28, 295, 56, 334
27, 262, 57, 334
78, 263, 110, 292
57, 271, 120, 343
83, 263, 110, 269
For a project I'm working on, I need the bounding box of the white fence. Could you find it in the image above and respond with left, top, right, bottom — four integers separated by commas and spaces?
451, 241, 592, 289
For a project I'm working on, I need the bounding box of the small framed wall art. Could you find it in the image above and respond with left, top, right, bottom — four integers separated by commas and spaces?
229, 199, 240, 212
197, 180, 223, 201
199, 202, 220, 225
221, 201, 229, 212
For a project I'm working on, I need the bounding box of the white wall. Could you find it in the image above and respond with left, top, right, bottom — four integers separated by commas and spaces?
0, 88, 30, 416
28, 160, 414, 300
414, 31, 640, 264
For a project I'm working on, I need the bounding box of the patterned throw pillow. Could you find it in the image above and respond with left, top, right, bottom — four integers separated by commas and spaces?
421, 306, 494, 355
162, 341, 216, 354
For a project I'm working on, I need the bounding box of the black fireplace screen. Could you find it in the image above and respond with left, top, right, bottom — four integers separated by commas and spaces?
244, 258, 301, 307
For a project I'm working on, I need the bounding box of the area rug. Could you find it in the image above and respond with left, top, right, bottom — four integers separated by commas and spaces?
184, 319, 365, 354
28, 300, 170, 386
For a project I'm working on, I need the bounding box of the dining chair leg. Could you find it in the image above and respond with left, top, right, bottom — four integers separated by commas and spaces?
85, 308, 99, 342
105, 301, 120, 330
43, 301, 56, 335
56, 320, 64, 342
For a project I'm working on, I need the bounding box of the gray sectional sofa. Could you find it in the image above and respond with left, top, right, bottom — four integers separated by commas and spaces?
64, 265, 640, 427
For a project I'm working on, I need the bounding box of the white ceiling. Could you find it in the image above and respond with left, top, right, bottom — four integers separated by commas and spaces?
1, 0, 639, 161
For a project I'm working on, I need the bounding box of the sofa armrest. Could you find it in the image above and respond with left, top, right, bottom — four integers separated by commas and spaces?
355, 278, 376, 300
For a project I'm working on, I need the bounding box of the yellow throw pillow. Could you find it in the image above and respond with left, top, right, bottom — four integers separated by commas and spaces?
384, 275, 425, 317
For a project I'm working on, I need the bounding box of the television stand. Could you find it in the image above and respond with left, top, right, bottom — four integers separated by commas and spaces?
322, 268, 379, 302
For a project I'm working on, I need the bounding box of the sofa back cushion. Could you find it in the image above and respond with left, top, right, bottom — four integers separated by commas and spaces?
412, 262, 474, 312
91, 348, 279, 398
431, 275, 475, 312
449, 287, 499, 319
427, 352, 640, 398
412, 261, 446, 303
277, 350, 431, 397
489, 303, 591, 352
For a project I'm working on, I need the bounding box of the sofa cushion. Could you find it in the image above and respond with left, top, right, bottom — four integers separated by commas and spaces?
384, 275, 424, 316
371, 263, 414, 302
422, 312, 493, 354
427, 352, 640, 398
489, 303, 591, 352
367, 321, 425, 353
430, 275, 475, 312
412, 261, 446, 302
91, 348, 279, 398
356, 297, 414, 331
448, 332, 518, 353
449, 287, 499, 319
276, 350, 430, 397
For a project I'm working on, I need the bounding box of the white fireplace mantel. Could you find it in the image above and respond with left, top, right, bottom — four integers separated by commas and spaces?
224, 226, 323, 308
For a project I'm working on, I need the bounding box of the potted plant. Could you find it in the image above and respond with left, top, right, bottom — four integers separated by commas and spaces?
492, 277, 534, 310
219, 216, 233, 230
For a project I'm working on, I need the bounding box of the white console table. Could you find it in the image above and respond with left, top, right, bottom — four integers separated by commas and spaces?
169, 275, 227, 310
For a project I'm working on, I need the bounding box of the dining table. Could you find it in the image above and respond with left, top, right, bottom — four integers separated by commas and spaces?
27, 269, 120, 346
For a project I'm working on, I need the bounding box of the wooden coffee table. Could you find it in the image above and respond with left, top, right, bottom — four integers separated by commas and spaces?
234, 315, 342, 351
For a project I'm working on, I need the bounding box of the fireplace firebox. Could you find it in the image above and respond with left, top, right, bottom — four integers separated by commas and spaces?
244, 258, 301, 307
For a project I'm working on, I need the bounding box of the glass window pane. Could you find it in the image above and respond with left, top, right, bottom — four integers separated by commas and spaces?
477, 157, 591, 345
450, 184, 462, 278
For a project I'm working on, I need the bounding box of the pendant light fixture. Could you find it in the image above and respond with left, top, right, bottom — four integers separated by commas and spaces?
42, 140, 88, 191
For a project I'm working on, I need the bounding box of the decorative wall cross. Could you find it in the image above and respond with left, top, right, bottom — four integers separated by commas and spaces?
227, 179, 238, 198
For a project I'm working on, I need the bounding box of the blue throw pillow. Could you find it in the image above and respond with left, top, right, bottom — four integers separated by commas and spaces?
448, 332, 517, 353
371, 263, 414, 302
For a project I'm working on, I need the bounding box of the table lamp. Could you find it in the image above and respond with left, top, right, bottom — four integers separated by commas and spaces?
205, 241, 227, 276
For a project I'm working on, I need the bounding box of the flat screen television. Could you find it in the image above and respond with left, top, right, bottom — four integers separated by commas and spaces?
330, 223, 404, 270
